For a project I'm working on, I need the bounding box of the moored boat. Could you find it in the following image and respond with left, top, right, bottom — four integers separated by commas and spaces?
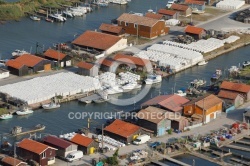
12, 49, 28, 57
16, 107, 34, 116
174, 90, 186, 97
122, 82, 142, 91
211, 69, 222, 81
0, 114, 13, 120
198, 60, 208, 66
10, 124, 45, 136
42, 102, 60, 110
144, 74, 162, 85
78, 98, 92, 104
46, 18, 54, 23
30, 16, 41, 21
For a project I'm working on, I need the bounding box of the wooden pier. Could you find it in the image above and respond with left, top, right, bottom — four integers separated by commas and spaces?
235, 140, 250, 146
157, 153, 191, 166
224, 144, 250, 152
189, 152, 225, 166
212, 150, 232, 157
151, 161, 169, 166
230, 158, 250, 166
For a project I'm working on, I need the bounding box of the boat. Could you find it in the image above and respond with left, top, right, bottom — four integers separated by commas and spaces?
228, 66, 240, 74
144, 74, 162, 85
105, 85, 124, 95
45, 18, 54, 23
42, 102, 60, 110
49, 14, 66, 22
166, 0, 176, 8
211, 69, 222, 81
63, 11, 74, 18
198, 60, 208, 66
121, 82, 142, 91
190, 79, 206, 88
30, 16, 41, 21
242, 61, 250, 68
174, 90, 186, 97
0, 114, 13, 120
93, 94, 110, 103
16, 107, 34, 116
110, 0, 127, 5
78, 98, 92, 104
11, 49, 28, 57
10, 124, 45, 136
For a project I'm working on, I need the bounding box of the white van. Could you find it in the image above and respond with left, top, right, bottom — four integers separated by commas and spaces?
133, 134, 150, 145
66, 151, 83, 162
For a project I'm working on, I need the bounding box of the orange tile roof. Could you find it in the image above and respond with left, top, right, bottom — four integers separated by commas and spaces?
185, 25, 204, 35
158, 9, 177, 16
99, 23, 123, 34
77, 61, 94, 70
158, 94, 190, 112
70, 134, 94, 147
185, 0, 206, 5
195, 94, 223, 110
14, 54, 45, 67
72, 31, 122, 51
18, 139, 57, 155
6, 60, 24, 69
44, 49, 66, 61
2, 156, 27, 166
145, 13, 164, 20
171, 3, 189, 11
99, 58, 114, 67
218, 90, 242, 100
220, 81, 250, 93
113, 54, 150, 66
117, 13, 160, 27
104, 119, 140, 138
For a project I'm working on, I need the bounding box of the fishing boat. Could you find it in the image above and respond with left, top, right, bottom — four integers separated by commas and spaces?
49, 14, 66, 22
16, 107, 34, 116
211, 69, 222, 81
198, 60, 208, 66
10, 124, 45, 136
45, 18, 54, 23
0, 114, 13, 120
42, 102, 60, 110
190, 79, 206, 88
228, 66, 240, 75
12, 49, 28, 57
30, 16, 41, 21
144, 74, 162, 85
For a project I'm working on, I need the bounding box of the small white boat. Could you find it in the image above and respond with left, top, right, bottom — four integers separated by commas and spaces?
63, 11, 74, 18
12, 49, 28, 57
242, 61, 250, 68
78, 98, 92, 104
93, 97, 110, 103
30, 16, 41, 21
16, 107, 34, 116
42, 102, 60, 110
122, 83, 142, 91
198, 60, 208, 66
110, 0, 127, 5
105, 85, 124, 95
174, 90, 186, 97
0, 114, 13, 120
145, 75, 162, 85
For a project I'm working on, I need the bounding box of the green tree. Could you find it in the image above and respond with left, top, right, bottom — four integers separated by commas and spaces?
106, 149, 119, 165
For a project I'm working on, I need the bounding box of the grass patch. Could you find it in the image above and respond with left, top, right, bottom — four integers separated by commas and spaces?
0, 107, 8, 116
240, 66, 250, 77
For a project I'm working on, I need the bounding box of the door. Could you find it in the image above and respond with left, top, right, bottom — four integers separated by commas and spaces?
158, 127, 165, 136
44, 64, 51, 71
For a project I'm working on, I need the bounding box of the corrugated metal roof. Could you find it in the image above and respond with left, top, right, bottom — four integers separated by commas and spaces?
104, 119, 140, 138
43, 135, 73, 149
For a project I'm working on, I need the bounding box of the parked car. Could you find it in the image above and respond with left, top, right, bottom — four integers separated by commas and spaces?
66, 151, 83, 162
133, 134, 150, 145
149, 141, 161, 148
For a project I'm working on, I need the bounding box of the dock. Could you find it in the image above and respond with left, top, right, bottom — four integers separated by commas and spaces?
224, 144, 250, 152
78, 93, 101, 102
212, 150, 232, 157
230, 158, 250, 166
235, 140, 250, 146
157, 153, 191, 166
201, 147, 212, 152
151, 161, 169, 166
243, 136, 250, 139
189, 152, 225, 166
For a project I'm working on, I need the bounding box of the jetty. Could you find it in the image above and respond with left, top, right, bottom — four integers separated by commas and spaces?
151, 161, 169, 166
212, 150, 232, 157
157, 153, 191, 166
224, 144, 250, 152
230, 158, 250, 165
234, 140, 250, 146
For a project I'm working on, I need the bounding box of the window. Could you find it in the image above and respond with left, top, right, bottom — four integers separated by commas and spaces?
42, 152, 46, 158
125, 22, 128, 26
134, 24, 138, 29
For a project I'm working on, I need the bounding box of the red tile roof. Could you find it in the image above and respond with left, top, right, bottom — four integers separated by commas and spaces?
77, 61, 94, 70
185, 0, 206, 5
185, 25, 205, 35
72, 31, 122, 51
141, 95, 172, 107
104, 119, 140, 138
70, 134, 94, 147
12, 54, 45, 68
117, 13, 160, 27
220, 81, 250, 93
43, 135, 73, 149
6, 60, 24, 69
145, 13, 164, 20
195, 94, 223, 110
218, 90, 242, 100
18, 139, 57, 155
171, 3, 189, 11
2, 156, 27, 166
99, 58, 114, 67
158, 9, 177, 16
99, 23, 123, 34
113, 54, 150, 66
158, 94, 190, 112
44, 49, 66, 61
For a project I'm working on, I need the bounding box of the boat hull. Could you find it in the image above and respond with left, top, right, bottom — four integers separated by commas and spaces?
42, 104, 60, 110
0, 115, 13, 120
16, 111, 33, 116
